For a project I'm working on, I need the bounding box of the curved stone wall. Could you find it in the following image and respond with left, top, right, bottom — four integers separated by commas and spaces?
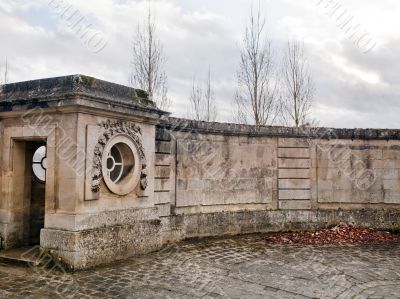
2, 75, 400, 270
156, 117, 400, 244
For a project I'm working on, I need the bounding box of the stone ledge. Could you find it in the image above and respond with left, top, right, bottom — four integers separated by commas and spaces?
159, 117, 400, 140
40, 208, 400, 270
45, 208, 160, 231
166, 209, 400, 240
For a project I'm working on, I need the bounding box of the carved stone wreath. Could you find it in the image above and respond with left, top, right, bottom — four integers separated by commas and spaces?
91, 120, 148, 193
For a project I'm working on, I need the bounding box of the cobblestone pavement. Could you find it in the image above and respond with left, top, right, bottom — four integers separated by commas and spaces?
1, 235, 400, 298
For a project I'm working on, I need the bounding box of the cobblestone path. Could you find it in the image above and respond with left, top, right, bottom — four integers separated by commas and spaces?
1, 235, 400, 298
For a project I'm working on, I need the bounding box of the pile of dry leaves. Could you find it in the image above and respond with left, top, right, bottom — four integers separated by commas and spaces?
263, 224, 400, 245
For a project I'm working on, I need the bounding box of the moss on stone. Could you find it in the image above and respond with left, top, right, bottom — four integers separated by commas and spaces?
135, 89, 149, 99
81, 76, 96, 87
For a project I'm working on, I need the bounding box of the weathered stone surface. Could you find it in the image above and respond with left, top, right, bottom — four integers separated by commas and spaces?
2, 75, 400, 271
315, 141, 400, 204
167, 209, 400, 239
175, 139, 277, 209
41, 219, 162, 270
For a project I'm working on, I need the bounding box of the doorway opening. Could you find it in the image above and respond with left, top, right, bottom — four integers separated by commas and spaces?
29, 143, 47, 245
13, 140, 47, 246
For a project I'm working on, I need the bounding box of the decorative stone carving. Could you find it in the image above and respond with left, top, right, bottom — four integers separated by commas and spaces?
91, 120, 148, 193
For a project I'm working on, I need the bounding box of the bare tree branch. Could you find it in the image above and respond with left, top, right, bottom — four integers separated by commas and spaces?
130, 2, 170, 110
189, 69, 218, 122
234, 5, 279, 126
281, 41, 315, 127
189, 77, 203, 121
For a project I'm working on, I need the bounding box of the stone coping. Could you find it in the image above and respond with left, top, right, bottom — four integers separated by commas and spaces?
159, 117, 400, 140
0, 74, 168, 115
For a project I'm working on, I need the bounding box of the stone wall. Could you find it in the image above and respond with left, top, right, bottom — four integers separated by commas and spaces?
157, 118, 400, 243
2, 75, 400, 270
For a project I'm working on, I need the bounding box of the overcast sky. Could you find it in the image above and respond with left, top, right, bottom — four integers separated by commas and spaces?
0, 0, 399, 128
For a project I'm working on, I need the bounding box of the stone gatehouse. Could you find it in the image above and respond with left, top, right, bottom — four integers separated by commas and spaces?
0, 75, 399, 269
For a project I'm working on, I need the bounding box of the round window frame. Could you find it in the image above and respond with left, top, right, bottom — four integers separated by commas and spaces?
101, 134, 142, 196
32, 145, 47, 183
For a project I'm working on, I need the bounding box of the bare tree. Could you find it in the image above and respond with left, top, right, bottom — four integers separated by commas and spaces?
189, 78, 203, 121
281, 41, 315, 127
0, 58, 8, 85
234, 6, 279, 126
190, 70, 218, 122
130, 3, 170, 110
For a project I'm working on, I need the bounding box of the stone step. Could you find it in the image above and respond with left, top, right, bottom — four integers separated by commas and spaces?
0, 246, 44, 268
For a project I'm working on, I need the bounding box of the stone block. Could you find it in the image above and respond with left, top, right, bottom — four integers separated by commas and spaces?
155, 178, 172, 191
155, 128, 171, 142
279, 179, 311, 189
279, 169, 310, 179
40, 219, 162, 270
155, 166, 171, 179
279, 189, 310, 200
57, 178, 77, 212
156, 141, 172, 154
155, 153, 172, 166
155, 191, 171, 205
278, 138, 311, 148
278, 158, 311, 169
278, 148, 310, 158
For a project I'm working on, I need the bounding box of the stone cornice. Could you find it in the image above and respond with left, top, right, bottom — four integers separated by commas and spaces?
0, 75, 169, 118
159, 117, 400, 141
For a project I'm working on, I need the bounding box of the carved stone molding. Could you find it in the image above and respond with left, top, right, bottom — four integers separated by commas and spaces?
91, 120, 148, 193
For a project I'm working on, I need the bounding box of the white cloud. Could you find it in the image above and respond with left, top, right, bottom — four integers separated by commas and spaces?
1, 0, 399, 128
